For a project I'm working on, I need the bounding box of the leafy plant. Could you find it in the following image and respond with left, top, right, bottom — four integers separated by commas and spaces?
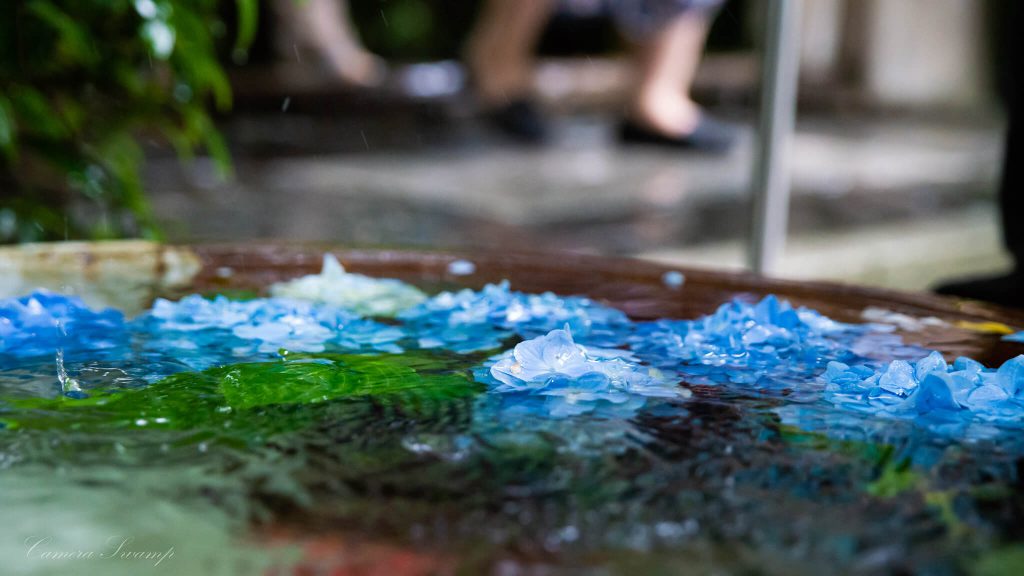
0, 0, 257, 242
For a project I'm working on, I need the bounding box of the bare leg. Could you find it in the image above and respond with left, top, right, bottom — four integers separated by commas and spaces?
273, 0, 385, 87
466, 0, 554, 106
629, 11, 713, 136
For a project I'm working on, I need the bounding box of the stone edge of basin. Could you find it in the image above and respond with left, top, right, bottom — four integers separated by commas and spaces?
1, 239, 1021, 336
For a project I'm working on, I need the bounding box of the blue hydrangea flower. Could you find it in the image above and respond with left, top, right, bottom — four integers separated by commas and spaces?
0, 291, 125, 358
477, 327, 679, 418
399, 281, 633, 353
135, 295, 404, 369
629, 295, 859, 389
822, 351, 1024, 433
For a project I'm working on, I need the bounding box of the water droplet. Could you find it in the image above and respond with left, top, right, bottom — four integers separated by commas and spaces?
173, 83, 193, 103
661, 270, 685, 289
142, 20, 176, 59
447, 259, 476, 276
134, 0, 158, 19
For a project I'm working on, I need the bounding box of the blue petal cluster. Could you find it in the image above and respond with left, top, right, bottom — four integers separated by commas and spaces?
398, 281, 632, 353
628, 295, 858, 388
0, 291, 125, 358
478, 327, 679, 418
136, 295, 404, 369
6, 278, 1024, 438
823, 351, 1024, 431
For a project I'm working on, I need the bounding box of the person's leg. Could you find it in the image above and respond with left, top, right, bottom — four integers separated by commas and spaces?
934, 0, 1022, 308
1000, 0, 1023, 267
273, 0, 385, 87
615, 1, 733, 151
933, 115, 1022, 309
465, 0, 554, 106
629, 10, 712, 137
933, 116, 1022, 309
1002, 114, 1022, 268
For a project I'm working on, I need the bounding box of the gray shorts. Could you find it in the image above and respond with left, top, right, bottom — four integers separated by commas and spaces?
610, 0, 725, 39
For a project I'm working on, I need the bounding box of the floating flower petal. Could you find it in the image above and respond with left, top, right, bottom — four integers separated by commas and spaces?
479, 327, 679, 418
822, 351, 1024, 435
400, 281, 632, 353
269, 254, 427, 317
136, 295, 404, 369
629, 295, 860, 390
0, 291, 125, 358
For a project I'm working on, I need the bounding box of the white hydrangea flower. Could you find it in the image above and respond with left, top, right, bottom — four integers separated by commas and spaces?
270, 254, 427, 317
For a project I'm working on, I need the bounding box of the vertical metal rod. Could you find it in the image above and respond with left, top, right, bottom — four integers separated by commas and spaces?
749, 0, 803, 275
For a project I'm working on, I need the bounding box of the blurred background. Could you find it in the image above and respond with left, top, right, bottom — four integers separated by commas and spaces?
1, 0, 1015, 293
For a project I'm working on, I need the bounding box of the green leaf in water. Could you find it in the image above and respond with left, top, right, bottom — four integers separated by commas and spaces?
218, 354, 479, 409
866, 445, 921, 498
0, 354, 483, 447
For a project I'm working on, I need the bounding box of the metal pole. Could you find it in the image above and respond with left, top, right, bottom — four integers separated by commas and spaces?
749, 0, 802, 275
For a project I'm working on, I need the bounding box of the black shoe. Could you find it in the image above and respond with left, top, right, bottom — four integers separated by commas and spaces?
618, 115, 737, 154
934, 269, 1024, 309
482, 99, 549, 144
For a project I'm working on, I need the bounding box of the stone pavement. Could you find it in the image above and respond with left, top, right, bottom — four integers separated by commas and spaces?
146, 108, 1009, 293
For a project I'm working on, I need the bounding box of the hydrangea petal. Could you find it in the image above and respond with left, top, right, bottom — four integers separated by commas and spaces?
0, 291, 125, 358
135, 295, 405, 369
269, 254, 427, 317
629, 295, 860, 389
399, 281, 632, 353
822, 352, 1024, 435
481, 327, 679, 418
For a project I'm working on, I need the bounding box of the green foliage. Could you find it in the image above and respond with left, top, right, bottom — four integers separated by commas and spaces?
972, 546, 1024, 576
350, 0, 478, 61
0, 0, 258, 242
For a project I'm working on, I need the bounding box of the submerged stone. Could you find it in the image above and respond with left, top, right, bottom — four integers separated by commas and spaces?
269, 254, 427, 317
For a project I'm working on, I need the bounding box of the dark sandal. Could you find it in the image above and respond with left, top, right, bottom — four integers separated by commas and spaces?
482, 99, 549, 144
618, 114, 737, 153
